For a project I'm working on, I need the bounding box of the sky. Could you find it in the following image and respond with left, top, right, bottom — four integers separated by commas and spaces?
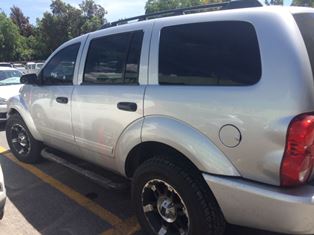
1, 0, 293, 25
0, 0, 147, 24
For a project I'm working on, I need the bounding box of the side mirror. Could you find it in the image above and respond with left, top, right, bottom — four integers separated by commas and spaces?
20, 73, 40, 85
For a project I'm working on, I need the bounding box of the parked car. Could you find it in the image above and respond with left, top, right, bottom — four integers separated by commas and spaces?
5, 1, 314, 234
13, 64, 27, 74
0, 63, 12, 68
0, 67, 23, 121
0, 164, 5, 219
26, 62, 44, 74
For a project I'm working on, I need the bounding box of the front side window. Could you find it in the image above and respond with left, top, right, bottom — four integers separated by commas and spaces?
83, 31, 143, 85
41, 43, 80, 85
159, 21, 261, 86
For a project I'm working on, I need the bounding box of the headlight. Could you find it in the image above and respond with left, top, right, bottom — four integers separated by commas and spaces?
0, 98, 7, 105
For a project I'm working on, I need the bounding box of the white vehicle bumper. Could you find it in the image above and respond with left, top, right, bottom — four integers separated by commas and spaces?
204, 174, 314, 234
0, 104, 7, 121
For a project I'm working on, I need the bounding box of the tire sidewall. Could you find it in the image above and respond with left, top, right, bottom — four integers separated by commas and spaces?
132, 161, 214, 235
6, 114, 41, 163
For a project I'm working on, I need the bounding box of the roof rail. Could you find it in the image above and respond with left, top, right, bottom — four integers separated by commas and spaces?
101, 0, 263, 29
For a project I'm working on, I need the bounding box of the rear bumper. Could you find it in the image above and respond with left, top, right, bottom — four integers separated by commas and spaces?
204, 174, 314, 234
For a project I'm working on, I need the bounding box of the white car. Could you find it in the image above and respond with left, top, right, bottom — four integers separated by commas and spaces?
0, 67, 23, 121
0, 164, 5, 219
26, 62, 44, 74
13, 64, 27, 75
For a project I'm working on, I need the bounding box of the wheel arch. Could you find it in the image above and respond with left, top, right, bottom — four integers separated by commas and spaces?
7, 96, 43, 141
118, 116, 240, 178
125, 141, 204, 178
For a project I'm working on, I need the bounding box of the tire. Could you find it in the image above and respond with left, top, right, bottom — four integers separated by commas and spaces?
0, 209, 3, 220
6, 113, 43, 163
132, 157, 225, 235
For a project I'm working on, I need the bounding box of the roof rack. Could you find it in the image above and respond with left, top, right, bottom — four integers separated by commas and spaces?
101, 0, 263, 29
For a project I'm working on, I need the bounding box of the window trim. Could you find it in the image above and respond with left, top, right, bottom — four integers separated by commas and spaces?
81, 30, 144, 86
157, 20, 262, 87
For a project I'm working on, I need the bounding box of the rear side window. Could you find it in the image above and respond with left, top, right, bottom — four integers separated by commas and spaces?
84, 31, 143, 85
159, 21, 261, 86
294, 13, 314, 78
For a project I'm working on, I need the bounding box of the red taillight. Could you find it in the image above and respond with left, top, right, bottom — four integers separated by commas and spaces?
281, 114, 314, 186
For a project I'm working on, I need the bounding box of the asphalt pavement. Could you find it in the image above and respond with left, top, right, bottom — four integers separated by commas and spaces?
0, 122, 283, 235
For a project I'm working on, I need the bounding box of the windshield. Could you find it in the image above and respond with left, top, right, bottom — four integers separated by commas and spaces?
0, 70, 22, 85
0, 64, 11, 67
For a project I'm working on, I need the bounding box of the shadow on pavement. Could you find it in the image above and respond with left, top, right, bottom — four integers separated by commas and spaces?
0, 148, 284, 235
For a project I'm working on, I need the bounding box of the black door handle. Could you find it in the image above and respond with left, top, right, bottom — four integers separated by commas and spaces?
117, 102, 137, 112
56, 97, 68, 104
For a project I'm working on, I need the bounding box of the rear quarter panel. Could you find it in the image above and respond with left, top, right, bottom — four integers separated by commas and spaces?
144, 7, 314, 185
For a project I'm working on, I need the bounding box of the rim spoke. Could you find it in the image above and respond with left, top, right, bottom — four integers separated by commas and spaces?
158, 225, 168, 235
150, 183, 163, 198
143, 203, 156, 213
11, 124, 31, 156
142, 179, 189, 235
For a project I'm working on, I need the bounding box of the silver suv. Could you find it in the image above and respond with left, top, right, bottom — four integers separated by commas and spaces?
5, 1, 314, 234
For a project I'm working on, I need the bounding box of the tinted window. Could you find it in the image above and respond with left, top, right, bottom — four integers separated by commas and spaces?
84, 31, 143, 85
159, 21, 261, 86
294, 13, 314, 79
42, 43, 80, 85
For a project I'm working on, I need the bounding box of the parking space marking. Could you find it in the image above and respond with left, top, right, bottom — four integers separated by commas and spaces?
100, 216, 141, 235
0, 146, 141, 234
0, 147, 122, 226
0, 146, 7, 153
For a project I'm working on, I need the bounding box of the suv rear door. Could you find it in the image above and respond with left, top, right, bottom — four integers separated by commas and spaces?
72, 23, 152, 168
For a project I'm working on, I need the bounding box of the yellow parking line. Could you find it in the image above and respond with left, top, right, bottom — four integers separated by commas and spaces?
0, 146, 7, 153
100, 216, 141, 235
0, 146, 141, 234
0, 147, 122, 225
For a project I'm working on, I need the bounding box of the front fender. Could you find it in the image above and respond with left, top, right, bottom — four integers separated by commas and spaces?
7, 95, 43, 141
141, 116, 240, 176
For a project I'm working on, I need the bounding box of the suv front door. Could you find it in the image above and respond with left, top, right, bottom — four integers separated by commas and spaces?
30, 42, 82, 153
72, 25, 151, 168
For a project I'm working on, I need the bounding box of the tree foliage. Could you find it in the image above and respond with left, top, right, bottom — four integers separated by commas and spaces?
265, 0, 283, 5
145, 0, 203, 14
10, 6, 33, 37
0, 12, 28, 61
0, 0, 107, 61
291, 0, 314, 6
34, 0, 107, 59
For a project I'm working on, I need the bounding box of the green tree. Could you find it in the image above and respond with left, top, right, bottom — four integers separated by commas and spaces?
32, 0, 107, 59
80, 0, 107, 19
265, 0, 283, 5
10, 6, 33, 37
1, 0, 108, 61
291, 0, 314, 6
79, 0, 107, 33
145, 0, 203, 14
0, 13, 25, 61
